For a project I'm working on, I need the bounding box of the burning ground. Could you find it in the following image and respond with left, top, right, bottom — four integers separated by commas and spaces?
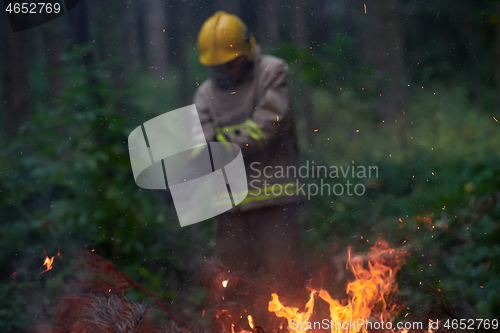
28, 239, 491, 333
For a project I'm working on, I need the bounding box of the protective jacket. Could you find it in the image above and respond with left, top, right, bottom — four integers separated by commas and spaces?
194, 48, 304, 211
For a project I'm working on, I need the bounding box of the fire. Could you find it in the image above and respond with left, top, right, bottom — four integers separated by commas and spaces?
268, 291, 316, 333
268, 240, 406, 333
228, 316, 254, 333
222, 280, 229, 288
40, 251, 55, 274
40, 247, 62, 275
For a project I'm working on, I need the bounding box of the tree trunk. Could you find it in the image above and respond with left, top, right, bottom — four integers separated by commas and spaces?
144, 0, 168, 73
362, 0, 407, 123
68, 0, 92, 65
43, 18, 66, 108
496, 4, 500, 112
217, 0, 240, 16
291, 0, 315, 147
124, 1, 140, 67
360, 0, 409, 165
2, 31, 31, 138
257, 0, 279, 47
174, 1, 192, 106
460, 2, 482, 111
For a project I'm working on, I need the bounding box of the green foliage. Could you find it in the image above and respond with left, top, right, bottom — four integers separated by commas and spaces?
0, 47, 213, 330
301, 82, 500, 318
273, 35, 368, 89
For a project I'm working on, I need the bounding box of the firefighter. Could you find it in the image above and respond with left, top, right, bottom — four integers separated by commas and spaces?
194, 11, 304, 293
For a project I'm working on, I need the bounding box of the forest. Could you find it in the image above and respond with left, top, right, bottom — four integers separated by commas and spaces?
0, 0, 499, 331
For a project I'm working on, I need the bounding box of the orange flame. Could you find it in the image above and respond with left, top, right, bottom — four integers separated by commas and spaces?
40, 248, 62, 275
268, 290, 316, 333
268, 240, 406, 333
40, 250, 55, 274
226, 316, 254, 333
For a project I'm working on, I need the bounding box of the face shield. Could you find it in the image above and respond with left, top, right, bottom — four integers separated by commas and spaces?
210, 56, 252, 89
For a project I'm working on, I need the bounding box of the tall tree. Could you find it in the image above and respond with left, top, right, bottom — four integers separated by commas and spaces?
217, 0, 240, 15
68, 0, 92, 65
291, 0, 315, 146
42, 18, 66, 108
496, 3, 500, 112
85, 0, 136, 93
361, 0, 407, 123
357, 0, 410, 161
173, 0, 192, 106
2, 30, 31, 138
257, 0, 279, 46
144, 0, 168, 73
124, 1, 140, 67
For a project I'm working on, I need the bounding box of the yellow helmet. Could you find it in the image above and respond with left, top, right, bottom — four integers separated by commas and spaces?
197, 11, 256, 66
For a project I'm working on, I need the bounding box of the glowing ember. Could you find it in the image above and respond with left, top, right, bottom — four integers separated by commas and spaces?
247, 315, 254, 329
222, 280, 229, 288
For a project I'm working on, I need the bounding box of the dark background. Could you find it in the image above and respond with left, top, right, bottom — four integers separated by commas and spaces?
0, 0, 499, 331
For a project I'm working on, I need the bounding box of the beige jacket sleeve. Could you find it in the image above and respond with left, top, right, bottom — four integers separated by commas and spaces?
228, 60, 291, 154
